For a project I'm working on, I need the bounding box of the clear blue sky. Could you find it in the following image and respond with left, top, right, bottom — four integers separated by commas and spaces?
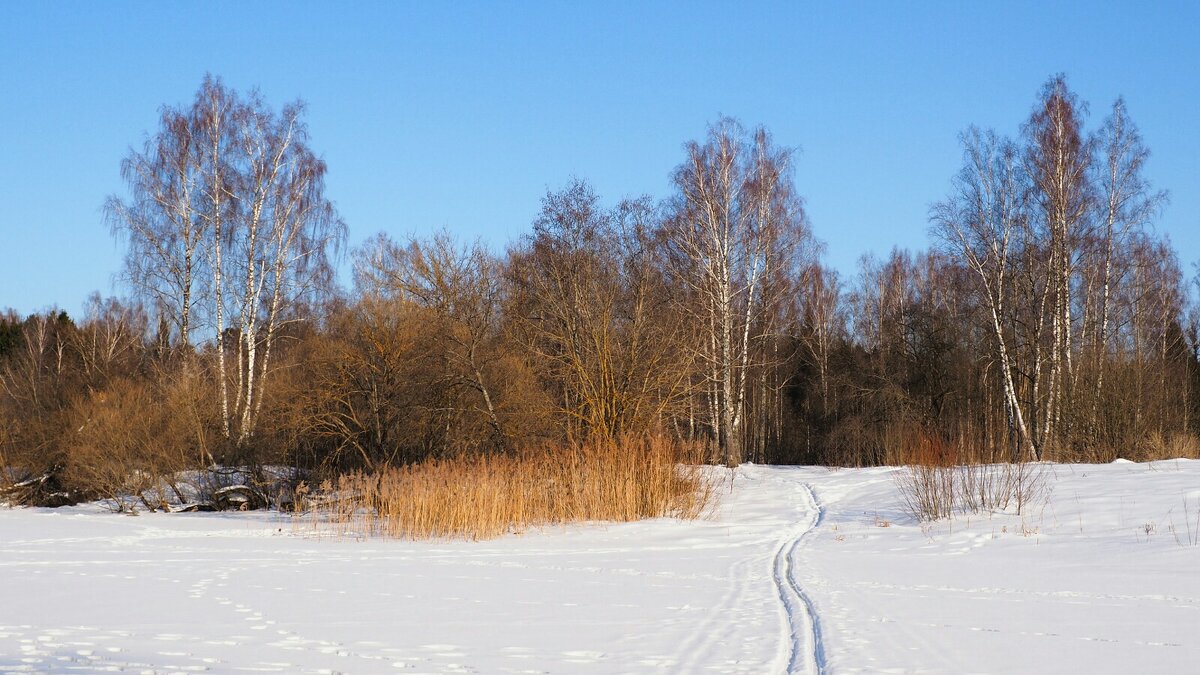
2, 1, 1197, 318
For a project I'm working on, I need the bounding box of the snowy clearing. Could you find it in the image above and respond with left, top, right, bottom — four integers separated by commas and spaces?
3, 461, 1199, 673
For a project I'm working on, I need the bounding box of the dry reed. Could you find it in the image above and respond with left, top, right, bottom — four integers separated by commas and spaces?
296, 434, 717, 540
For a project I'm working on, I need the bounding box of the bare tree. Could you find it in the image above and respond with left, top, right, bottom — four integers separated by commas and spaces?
106, 103, 206, 349
797, 264, 840, 417
1022, 75, 1094, 455
666, 119, 810, 465
191, 76, 239, 442
69, 294, 147, 385
1088, 98, 1167, 429
933, 128, 1037, 460
356, 232, 511, 449
223, 93, 344, 446
509, 181, 690, 443
109, 75, 344, 452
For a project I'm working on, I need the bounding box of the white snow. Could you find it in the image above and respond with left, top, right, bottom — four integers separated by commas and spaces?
2, 461, 1198, 673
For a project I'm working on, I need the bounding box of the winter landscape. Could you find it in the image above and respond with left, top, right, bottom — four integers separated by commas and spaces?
3, 461, 1200, 673
4, 4, 1200, 674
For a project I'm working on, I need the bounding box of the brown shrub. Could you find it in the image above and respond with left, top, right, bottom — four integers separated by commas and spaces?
61, 377, 188, 511
894, 428, 1047, 522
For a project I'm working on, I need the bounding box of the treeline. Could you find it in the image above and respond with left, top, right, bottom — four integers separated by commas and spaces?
2, 75, 1198, 505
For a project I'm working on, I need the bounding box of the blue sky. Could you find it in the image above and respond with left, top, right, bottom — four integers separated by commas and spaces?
2, 1, 1197, 317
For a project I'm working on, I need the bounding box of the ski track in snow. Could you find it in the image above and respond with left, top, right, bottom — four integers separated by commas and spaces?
6, 461, 1200, 673
669, 466, 824, 674
769, 473, 826, 675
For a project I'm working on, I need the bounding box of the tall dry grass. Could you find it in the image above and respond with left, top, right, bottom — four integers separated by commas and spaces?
1135, 431, 1200, 462
296, 434, 718, 540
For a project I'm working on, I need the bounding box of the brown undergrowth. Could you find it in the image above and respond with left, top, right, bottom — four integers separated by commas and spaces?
295, 434, 718, 540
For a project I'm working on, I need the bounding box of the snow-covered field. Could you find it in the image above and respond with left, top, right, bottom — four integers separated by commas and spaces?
2, 460, 1199, 674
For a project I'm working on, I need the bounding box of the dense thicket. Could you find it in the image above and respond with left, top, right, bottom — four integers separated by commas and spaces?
2, 75, 1197, 505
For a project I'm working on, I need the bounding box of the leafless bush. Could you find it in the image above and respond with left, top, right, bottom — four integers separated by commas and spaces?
898, 462, 1049, 523
61, 378, 186, 512
958, 461, 1046, 513
896, 463, 957, 521
895, 431, 1048, 522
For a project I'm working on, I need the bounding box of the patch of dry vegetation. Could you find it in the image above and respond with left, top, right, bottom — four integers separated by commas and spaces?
296, 434, 718, 540
894, 431, 1048, 522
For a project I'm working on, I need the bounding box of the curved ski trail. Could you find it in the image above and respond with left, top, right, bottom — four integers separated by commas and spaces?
772, 475, 827, 674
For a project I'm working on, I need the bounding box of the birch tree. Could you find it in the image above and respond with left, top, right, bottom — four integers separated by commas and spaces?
666, 118, 810, 465
106, 103, 206, 349
933, 128, 1037, 459
1088, 98, 1166, 430
797, 264, 840, 419
110, 76, 344, 451
1022, 75, 1094, 455
222, 94, 343, 446
191, 76, 238, 442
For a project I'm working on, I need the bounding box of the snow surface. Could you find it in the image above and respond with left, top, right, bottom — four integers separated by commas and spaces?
2, 461, 1199, 673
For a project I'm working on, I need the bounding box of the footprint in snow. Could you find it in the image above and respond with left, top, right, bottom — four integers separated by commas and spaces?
562, 650, 607, 662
